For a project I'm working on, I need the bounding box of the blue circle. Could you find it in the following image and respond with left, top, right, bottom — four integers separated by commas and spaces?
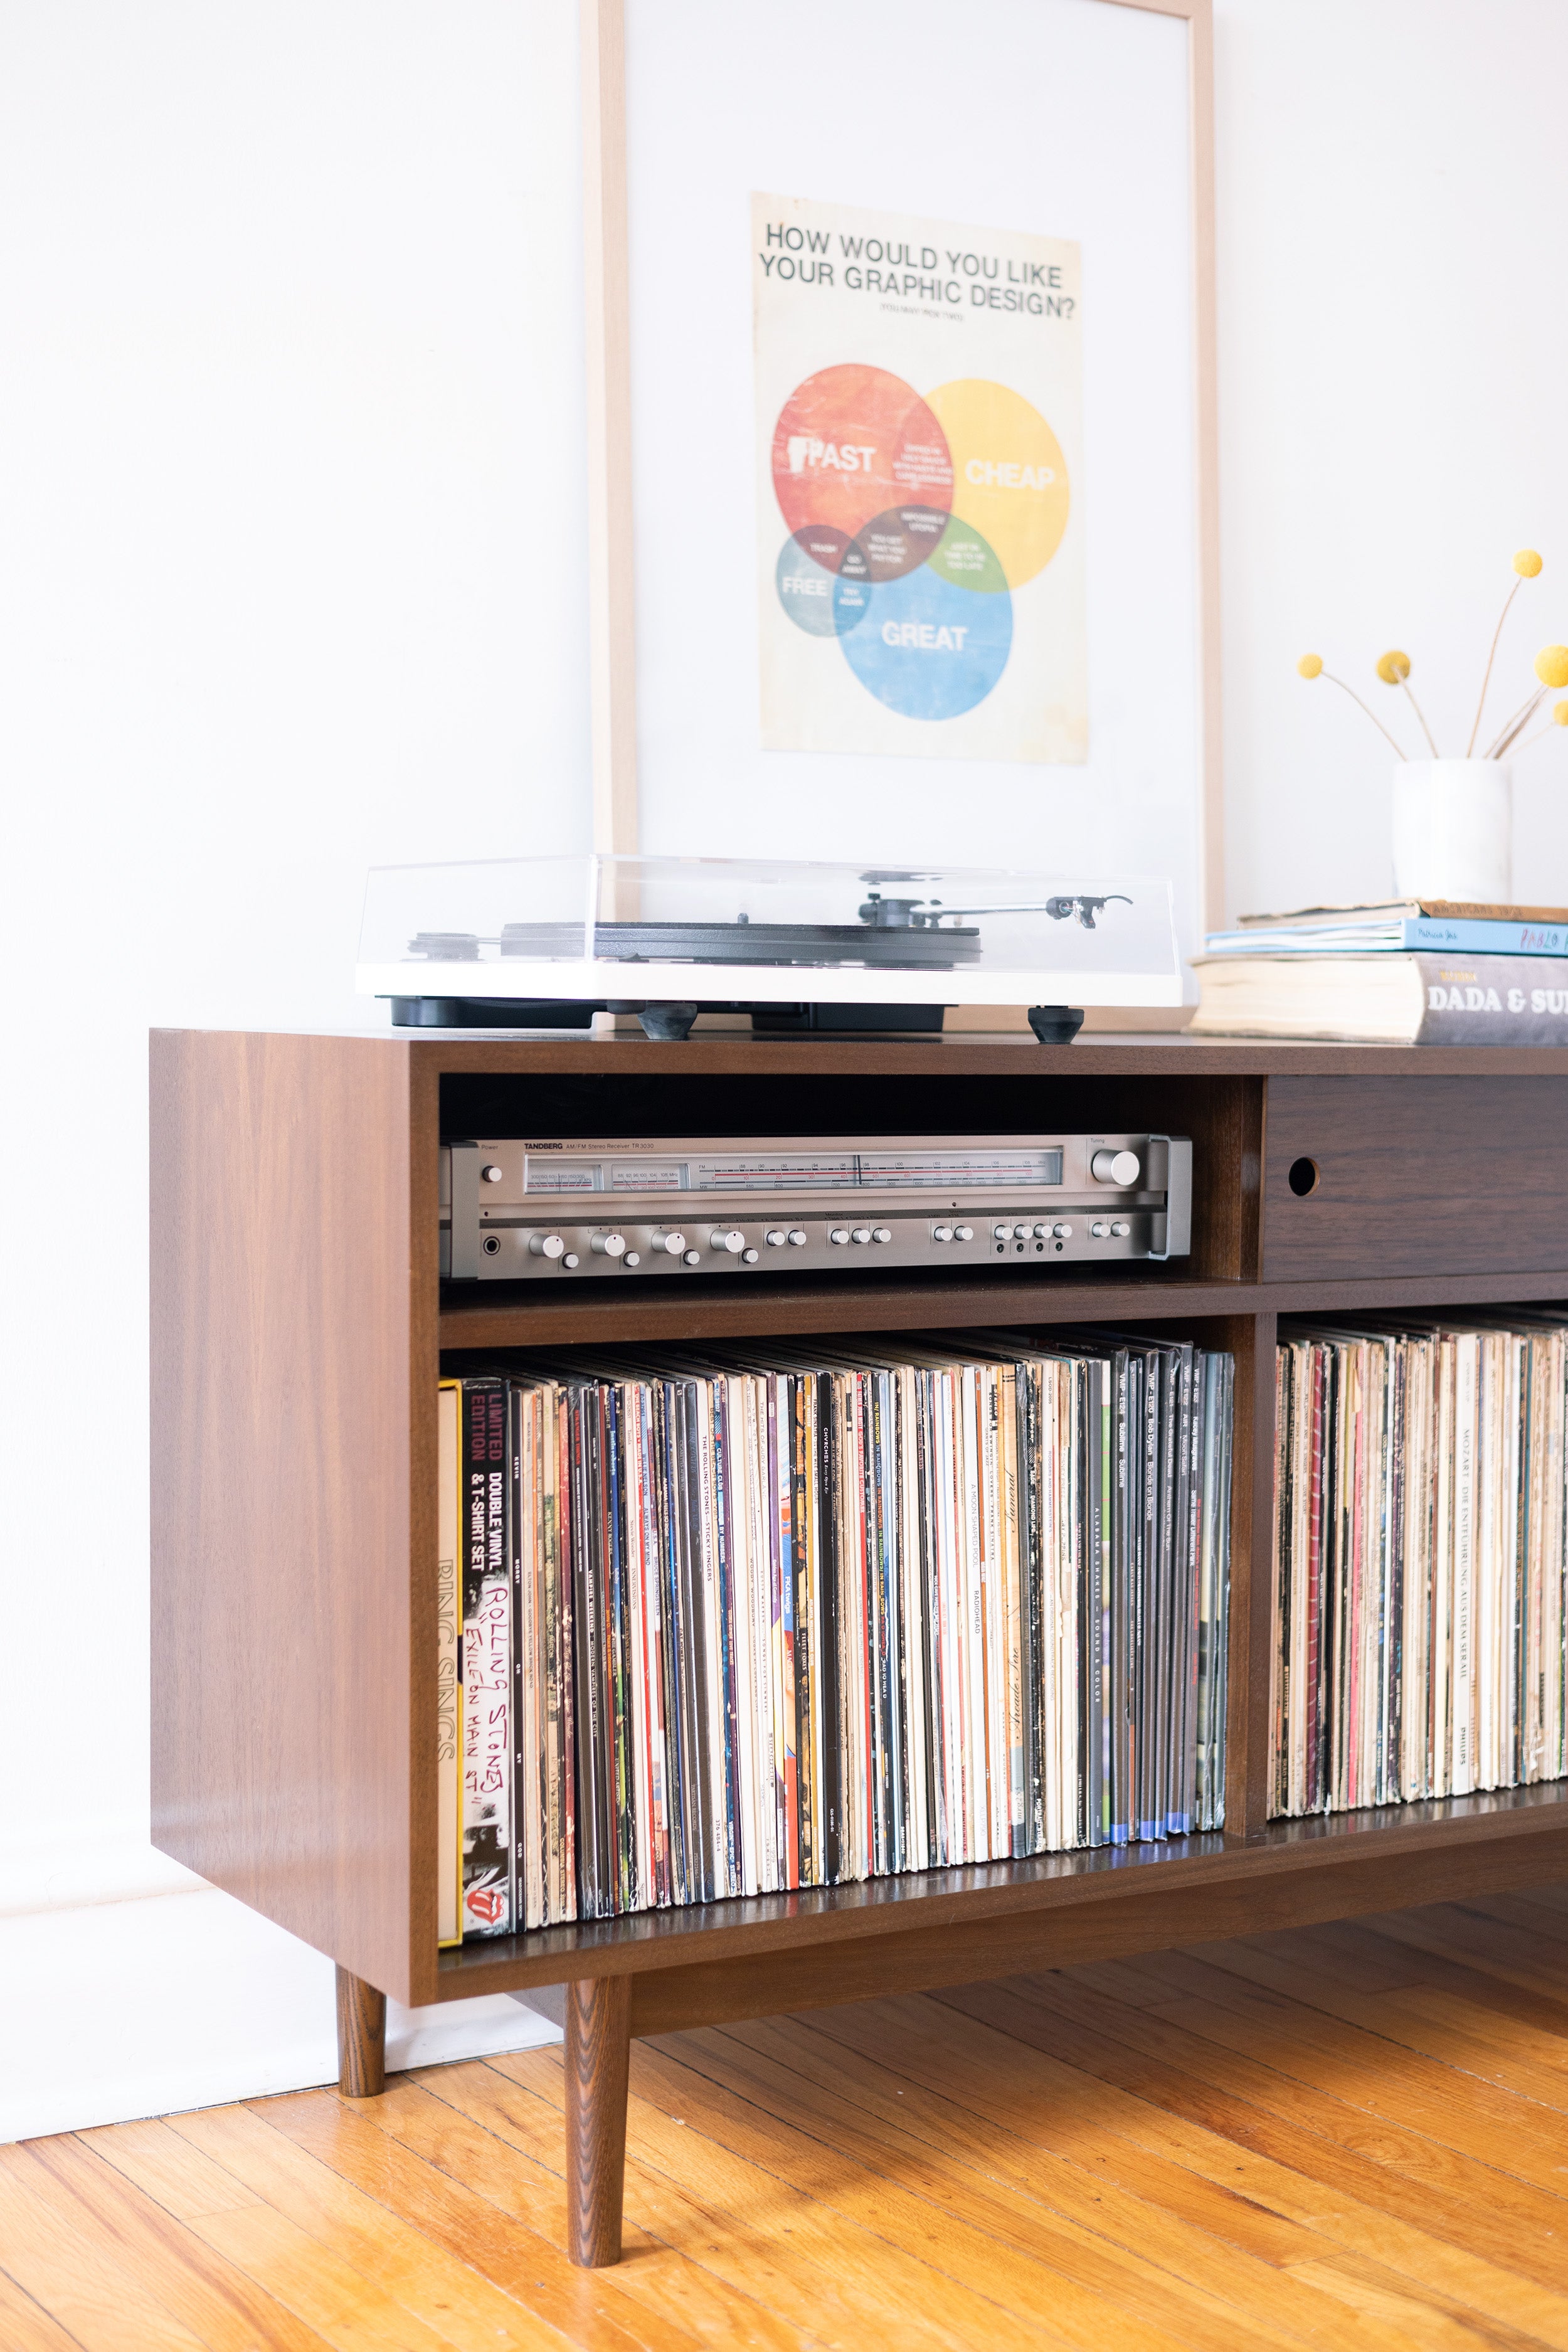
835, 560, 1012, 720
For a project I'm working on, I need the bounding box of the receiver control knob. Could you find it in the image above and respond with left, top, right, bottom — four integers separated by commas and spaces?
1091, 1148, 1142, 1186
851, 1226, 872, 1244
1031, 1222, 1049, 1239
652, 1229, 687, 1255
992, 1222, 1012, 1241
765, 1228, 787, 1246
787, 1227, 808, 1246
682, 1248, 701, 1266
872, 1226, 893, 1244
1111, 1220, 1131, 1237
529, 1232, 566, 1258
933, 1224, 953, 1242
1090, 1220, 1110, 1239
954, 1224, 973, 1241
591, 1231, 626, 1256
482, 1163, 504, 1184
563, 1252, 581, 1268
709, 1228, 745, 1254
741, 1247, 759, 1263
623, 1251, 640, 1267
829, 1227, 850, 1245
1052, 1222, 1074, 1239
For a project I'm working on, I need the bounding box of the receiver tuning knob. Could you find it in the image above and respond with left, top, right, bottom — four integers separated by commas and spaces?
1091, 1148, 1142, 1185
528, 1232, 565, 1258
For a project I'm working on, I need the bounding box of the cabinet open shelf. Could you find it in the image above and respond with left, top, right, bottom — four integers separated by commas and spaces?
151, 1027, 1568, 2264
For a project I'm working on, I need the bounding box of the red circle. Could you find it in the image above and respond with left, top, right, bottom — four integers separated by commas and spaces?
771, 366, 953, 541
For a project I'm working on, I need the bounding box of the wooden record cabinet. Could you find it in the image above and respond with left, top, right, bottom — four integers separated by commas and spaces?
151, 1029, 1568, 2265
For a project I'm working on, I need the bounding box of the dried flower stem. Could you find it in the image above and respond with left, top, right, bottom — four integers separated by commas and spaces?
1510, 718, 1562, 756
1321, 670, 1408, 758
1486, 686, 1547, 760
1466, 576, 1521, 756
1401, 682, 1439, 757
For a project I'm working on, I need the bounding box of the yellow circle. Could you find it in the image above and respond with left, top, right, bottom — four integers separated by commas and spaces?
924, 378, 1069, 589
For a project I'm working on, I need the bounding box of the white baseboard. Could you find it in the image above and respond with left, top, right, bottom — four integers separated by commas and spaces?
0, 1841, 559, 2146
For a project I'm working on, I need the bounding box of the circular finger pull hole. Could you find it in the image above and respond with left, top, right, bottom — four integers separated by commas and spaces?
1288, 1156, 1319, 1197
482, 1232, 502, 1254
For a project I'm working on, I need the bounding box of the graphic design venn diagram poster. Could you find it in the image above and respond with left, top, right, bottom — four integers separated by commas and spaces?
754, 191, 1085, 766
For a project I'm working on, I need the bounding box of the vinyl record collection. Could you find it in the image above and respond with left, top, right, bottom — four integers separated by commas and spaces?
439, 1332, 1235, 1942
1271, 1313, 1568, 1818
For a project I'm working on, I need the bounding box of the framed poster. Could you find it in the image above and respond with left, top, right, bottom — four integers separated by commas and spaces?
580, 0, 1219, 973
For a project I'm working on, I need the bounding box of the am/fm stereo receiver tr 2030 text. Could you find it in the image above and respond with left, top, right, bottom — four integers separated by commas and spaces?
440, 1133, 1192, 1279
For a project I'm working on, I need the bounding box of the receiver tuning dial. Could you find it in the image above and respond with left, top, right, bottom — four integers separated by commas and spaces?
1091, 1148, 1142, 1185
528, 1232, 566, 1259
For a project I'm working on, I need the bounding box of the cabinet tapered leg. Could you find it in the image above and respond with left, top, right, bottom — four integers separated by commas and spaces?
336, 1966, 386, 2097
566, 1975, 632, 2266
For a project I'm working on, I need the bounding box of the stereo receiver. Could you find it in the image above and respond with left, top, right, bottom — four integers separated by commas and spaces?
440, 1133, 1191, 1279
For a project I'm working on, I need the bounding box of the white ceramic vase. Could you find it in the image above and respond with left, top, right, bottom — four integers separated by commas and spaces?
1391, 758, 1512, 901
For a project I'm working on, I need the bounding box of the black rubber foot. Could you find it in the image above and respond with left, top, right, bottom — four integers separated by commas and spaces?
637, 1002, 700, 1041
1027, 1005, 1086, 1044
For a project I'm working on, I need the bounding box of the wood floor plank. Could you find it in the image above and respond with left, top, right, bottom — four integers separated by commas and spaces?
0, 2150, 210, 2352
940, 1976, 1568, 2300
167, 2100, 580, 2352
23, 2134, 335, 2352
1362, 1904, 1568, 2002
1102, 1952, 1568, 2188
19, 1897, 1568, 2349
356, 2066, 814, 2352
481, 2048, 1108, 2352
1301, 1917, 1568, 2041
405, 2058, 825, 2351
88, 2112, 488, 2352
670, 2012, 1517, 2352
258, 2084, 718, 2352
773, 1996, 1568, 2351
1182, 1936, 1568, 2107
0, 2263, 89, 2352
617, 2029, 1337, 2352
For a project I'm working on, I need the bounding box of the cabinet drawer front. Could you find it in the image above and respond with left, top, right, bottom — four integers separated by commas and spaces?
1263, 1075, 1568, 1279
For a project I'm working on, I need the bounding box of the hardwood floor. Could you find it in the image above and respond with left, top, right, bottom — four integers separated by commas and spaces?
13, 1894, 1568, 2349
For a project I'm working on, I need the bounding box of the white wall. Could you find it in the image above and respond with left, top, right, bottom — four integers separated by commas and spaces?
0, 0, 591, 2140
1217, 0, 1568, 919
5, 0, 1568, 2143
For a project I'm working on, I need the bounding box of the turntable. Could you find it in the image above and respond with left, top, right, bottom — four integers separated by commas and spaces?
356, 854, 1180, 1040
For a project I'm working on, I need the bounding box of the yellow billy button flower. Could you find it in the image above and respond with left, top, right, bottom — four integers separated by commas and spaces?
1297, 654, 1323, 679
1557, 700, 1568, 726
1515, 549, 1544, 578
1377, 650, 1412, 684
1537, 646, 1568, 690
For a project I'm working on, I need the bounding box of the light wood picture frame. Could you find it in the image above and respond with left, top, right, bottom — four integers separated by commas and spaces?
579, 0, 1221, 998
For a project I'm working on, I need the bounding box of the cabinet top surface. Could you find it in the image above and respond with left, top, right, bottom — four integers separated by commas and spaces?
153, 1026, 1568, 1078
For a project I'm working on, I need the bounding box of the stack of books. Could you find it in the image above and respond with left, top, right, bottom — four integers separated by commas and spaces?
1189, 899, 1568, 1042
1271, 1313, 1568, 1818
438, 1332, 1236, 1942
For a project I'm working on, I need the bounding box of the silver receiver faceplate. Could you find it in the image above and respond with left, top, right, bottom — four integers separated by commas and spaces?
440, 1133, 1192, 1279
